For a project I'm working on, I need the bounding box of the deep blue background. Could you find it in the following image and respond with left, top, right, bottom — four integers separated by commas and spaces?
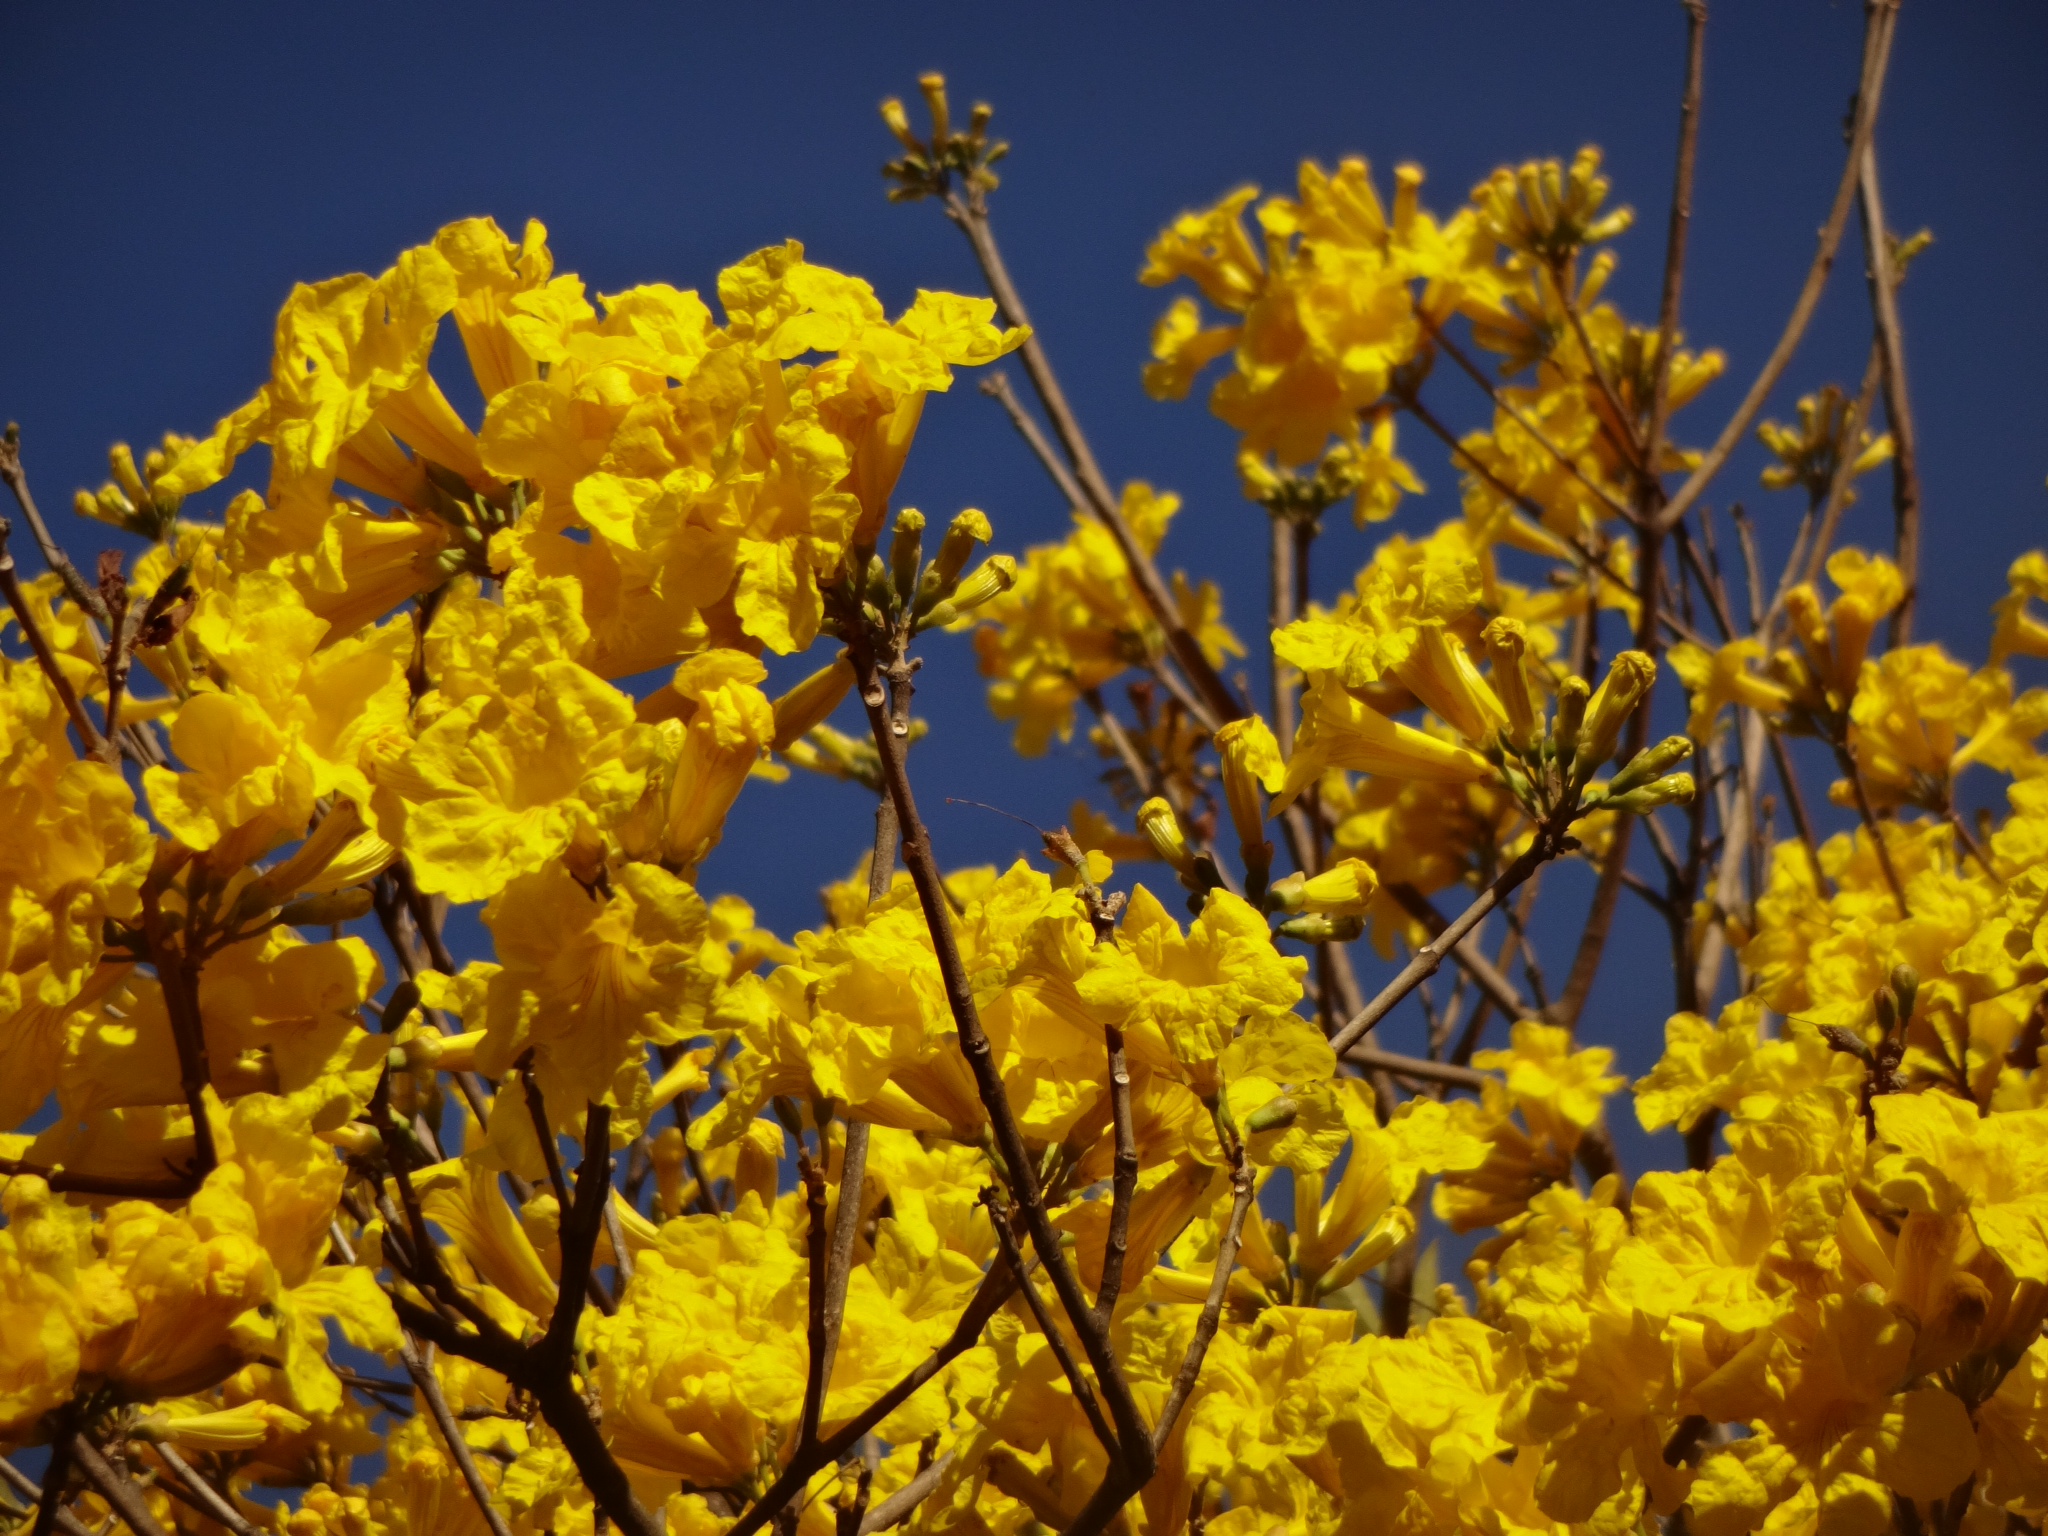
4, 0, 2044, 1194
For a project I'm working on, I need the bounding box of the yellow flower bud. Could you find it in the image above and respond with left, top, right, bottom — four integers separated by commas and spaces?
771, 657, 855, 751
1266, 856, 1379, 916
1608, 735, 1693, 796
1481, 616, 1538, 751
1214, 716, 1283, 888
1578, 650, 1656, 774
918, 72, 951, 144
109, 441, 149, 506
922, 554, 1016, 627
924, 506, 992, 600
1605, 772, 1695, 813
880, 96, 920, 153
1274, 912, 1367, 944
1137, 796, 1199, 882
1552, 675, 1590, 769
889, 507, 925, 602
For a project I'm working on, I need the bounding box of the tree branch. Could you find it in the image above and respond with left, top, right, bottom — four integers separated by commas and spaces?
68, 1436, 167, 1536
1655, 0, 1899, 533
1857, 139, 1922, 645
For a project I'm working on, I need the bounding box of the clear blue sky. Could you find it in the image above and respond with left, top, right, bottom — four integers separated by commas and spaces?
5, 1, 2044, 1176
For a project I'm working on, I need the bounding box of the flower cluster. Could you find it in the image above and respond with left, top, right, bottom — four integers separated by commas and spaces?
0, 55, 2041, 1536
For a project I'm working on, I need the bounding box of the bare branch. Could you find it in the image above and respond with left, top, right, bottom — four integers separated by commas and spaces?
1655, 0, 1899, 533
1345, 1046, 1488, 1092
1642, 0, 1710, 487
858, 1450, 954, 1535
1857, 141, 1922, 644
1093, 1026, 1139, 1328
2, 1451, 91, 1536
67, 1436, 167, 1536
152, 1445, 262, 1536
0, 425, 108, 623
0, 518, 108, 758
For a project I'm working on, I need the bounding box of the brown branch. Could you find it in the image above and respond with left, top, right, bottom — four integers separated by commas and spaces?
1857, 142, 1921, 645
1329, 815, 1575, 1056
1655, 0, 1899, 533
1642, 0, 1710, 491
727, 1262, 1019, 1536
1149, 1153, 1256, 1455
796, 1149, 834, 1449
1093, 1026, 1139, 1328
1386, 883, 1529, 1020
953, 221, 1243, 728
1834, 745, 1910, 917
152, 1444, 261, 1536
1, 1455, 92, 1536
1768, 733, 1832, 897
844, 619, 1156, 1475
67, 1436, 167, 1536
858, 1450, 953, 1535
1345, 1046, 1489, 1091
981, 1188, 1121, 1458
0, 518, 108, 758
0, 426, 108, 623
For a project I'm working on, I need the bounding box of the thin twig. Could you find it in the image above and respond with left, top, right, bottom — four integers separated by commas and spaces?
1655, 0, 1899, 533
2, 1453, 91, 1536
1386, 883, 1530, 1021
1799, 342, 1885, 586
1345, 1047, 1488, 1091
1330, 814, 1575, 1056
0, 427, 108, 623
152, 1446, 261, 1536
951, 214, 1243, 728
1094, 1026, 1138, 1328
1642, 0, 1710, 493
400, 1339, 516, 1536
1857, 141, 1922, 645
843, 617, 1156, 1474
858, 1451, 954, 1535
0, 518, 108, 758
981, 1188, 1121, 1458
796, 1149, 834, 1449
67, 1437, 167, 1536
1149, 1153, 1256, 1455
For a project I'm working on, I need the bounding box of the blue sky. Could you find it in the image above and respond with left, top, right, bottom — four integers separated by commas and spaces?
4, 1, 2044, 1178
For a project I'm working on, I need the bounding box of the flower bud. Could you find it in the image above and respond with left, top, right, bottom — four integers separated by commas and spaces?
888, 507, 925, 602
1137, 797, 1200, 883
921, 507, 992, 605
109, 441, 149, 507
1603, 773, 1695, 814
1890, 964, 1920, 1026
918, 73, 951, 144
1395, 625, 1507, 746
880, 97, 920, 153
772, 657, 855, 751
1578, 650, 1656, 775
1214, 716, 1282, 890
921, 554, 1016, 627
1608, 735, 1694, 796
1482, 617, 1538, 752
1275, 912, 1367, 944
1551, 675, 1590, 769
1266, 857, 1380, 916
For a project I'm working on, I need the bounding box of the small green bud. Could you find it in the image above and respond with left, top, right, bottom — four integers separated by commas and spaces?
1609, 735, 1694, 796
888, 508, 925, 602
1603, 773, 1696, 814
1274, 912, 1367, 944
277, 888, 375, 927
1246, 1096, 1299, 1133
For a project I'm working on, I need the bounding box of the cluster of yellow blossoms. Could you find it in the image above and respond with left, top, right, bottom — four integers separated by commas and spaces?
2, 60, 2044, 1536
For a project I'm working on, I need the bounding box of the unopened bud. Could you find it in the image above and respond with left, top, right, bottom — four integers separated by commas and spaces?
1578, 651, 1657, 775
1609, 735, 1694, 796
1266, 857, 1380, 916
1890, 964, 1920, 1026
277, 887, 375, 928
109, 442, 149, 506
1481, 616, 1538, 752
1551, 675, 1590, 769
880, 97, 920, 153
922, 554, 1015, 627
918, 73, 951, 144
888, 507, 925, 602
772, 657, 855, 751
1214, 716, 1282, 891
1137, 796, 1199, 883
923, 507, 992, 602
1604, 773, 1695, 814
1275, 912, 1367, 944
